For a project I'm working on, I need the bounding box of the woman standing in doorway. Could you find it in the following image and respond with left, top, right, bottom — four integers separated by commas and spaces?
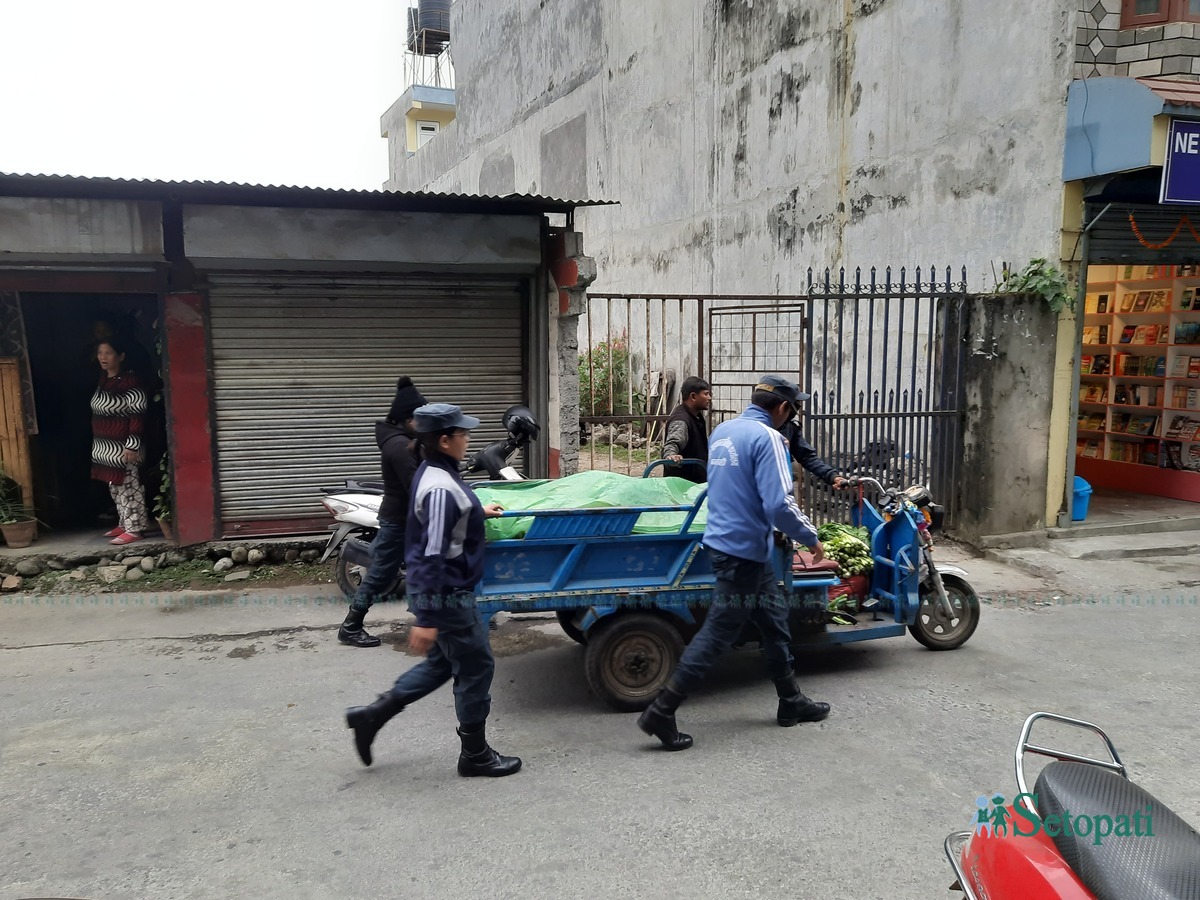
91, 338, 148, 545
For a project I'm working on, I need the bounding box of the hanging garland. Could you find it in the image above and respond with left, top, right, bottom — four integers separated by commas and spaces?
1128, 210, 1200, 249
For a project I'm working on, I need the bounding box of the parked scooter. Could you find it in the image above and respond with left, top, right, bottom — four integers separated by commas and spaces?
318, 405, 539, 599
946, 711, 1200, 899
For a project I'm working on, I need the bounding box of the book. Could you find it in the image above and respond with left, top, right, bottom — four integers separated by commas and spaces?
1172, 356, 1190, 377
1100, 325, 1110, 345
1190, 356, 1200, 378
1120, 292, 1136, 313
1159, 324, 1169, 344
1128, 415, 1158, 436
1119, 325, 1136, 344
1166, 415, 1192, 439
1094, 354, 1111, 375
1083, 383, 1105, 402
1182, 288, 1195, 311
1098, 294, 1110, 314
1113, 412, 1131, 433
1148, 290, 1170, 312
1133, 325, 1150, 344
1134, 291, 1152, 311
1154, 356, 1167, 377
1176, 322, 1200, 345
1081, 354, 1094, 375
1142, 439, 1161, 466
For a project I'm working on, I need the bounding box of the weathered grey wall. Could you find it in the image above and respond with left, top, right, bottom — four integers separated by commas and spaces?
387, 0, 1075, 294
956, 295, 1060, 543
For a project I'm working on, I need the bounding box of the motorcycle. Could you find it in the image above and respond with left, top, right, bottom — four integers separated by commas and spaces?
946, 711, 1200, 899
318, 405, 540, 600
847, 475, 980, 649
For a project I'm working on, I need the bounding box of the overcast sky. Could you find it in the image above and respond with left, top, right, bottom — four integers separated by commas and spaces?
0, 1, 411, 190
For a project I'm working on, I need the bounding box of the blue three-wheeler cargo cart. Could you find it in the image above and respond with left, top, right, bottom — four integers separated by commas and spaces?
473, 465, 979, 711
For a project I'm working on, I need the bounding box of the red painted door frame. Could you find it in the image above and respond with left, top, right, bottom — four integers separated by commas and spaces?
162, 292, 219, 544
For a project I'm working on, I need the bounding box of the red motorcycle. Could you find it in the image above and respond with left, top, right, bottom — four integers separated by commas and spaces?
945, 712, 1200, 899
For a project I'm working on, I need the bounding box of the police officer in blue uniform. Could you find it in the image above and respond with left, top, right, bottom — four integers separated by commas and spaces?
638, 375, 832, 751
344, 403, 522, 777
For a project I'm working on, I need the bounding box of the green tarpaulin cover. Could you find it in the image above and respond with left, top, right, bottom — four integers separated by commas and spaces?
475, 470, 708, 540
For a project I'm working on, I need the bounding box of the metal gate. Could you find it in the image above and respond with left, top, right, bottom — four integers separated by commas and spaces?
801, 267, 968, 527
580, 277, 967, 529
578, 294, 807, 473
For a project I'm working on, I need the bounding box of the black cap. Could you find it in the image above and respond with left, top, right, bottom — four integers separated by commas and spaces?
388, 376, 427, 423
755, 374, 809, 404
413, 403, 481, 433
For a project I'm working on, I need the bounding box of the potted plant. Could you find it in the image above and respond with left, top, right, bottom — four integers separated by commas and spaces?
0, 465, 37, 548
153, 453, 174, 542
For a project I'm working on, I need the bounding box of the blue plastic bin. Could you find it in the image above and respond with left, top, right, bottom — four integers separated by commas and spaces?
1071, 476, 1093, 522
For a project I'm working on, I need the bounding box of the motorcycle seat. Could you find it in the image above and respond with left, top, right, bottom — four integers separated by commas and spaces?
1035, 760, 1200, 900
345, 479, 385, 494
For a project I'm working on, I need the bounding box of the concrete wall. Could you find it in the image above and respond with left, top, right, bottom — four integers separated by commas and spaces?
0, 197, 163, 262
956, 294, 1061, 543
386, 0, 1076, 295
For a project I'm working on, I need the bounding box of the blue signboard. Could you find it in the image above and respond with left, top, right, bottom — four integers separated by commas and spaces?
1160, 119, 1200, 205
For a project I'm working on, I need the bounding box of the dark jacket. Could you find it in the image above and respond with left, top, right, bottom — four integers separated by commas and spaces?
661, 403, 708, 483
404, 453, 488, 630
781, 421, 838, 485
376, 421, 420, 523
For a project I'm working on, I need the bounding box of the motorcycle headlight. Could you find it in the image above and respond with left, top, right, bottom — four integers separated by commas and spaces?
322, 498, 358, 516
902, 484, 933, 507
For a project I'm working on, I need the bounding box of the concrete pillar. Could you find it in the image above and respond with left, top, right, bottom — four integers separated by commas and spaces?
547, 230, 596, 477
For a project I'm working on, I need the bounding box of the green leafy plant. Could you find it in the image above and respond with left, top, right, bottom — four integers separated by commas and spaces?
153, 453, 173, 522
997, 258, 1074, 313
578, 331, 646, 418
0, 462, 37, 525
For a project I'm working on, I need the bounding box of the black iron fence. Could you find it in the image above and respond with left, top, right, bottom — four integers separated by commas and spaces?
801, 266, 968, 528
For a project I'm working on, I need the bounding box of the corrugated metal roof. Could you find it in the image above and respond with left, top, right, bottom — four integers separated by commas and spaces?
0, 171, 617, 215
1136, 76, 1200, 109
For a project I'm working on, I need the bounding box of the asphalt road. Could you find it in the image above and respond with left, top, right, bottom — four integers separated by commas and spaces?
3, 589, 1200, 900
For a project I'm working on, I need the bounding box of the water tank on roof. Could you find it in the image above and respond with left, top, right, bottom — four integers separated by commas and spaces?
405, 6, 420, 52
418, 0, 451, 42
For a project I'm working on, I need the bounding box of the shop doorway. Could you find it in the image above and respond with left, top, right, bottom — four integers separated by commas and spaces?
19, 293, 166, 533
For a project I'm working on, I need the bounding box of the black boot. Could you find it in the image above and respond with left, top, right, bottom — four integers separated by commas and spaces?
344, 693, 405, 766
456, 722, 522, 777
774, 674, 831, 727
338, 606, 381, 648
637, 684, 693, 750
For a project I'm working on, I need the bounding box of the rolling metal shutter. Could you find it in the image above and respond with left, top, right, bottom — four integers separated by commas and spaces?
1087, 202, 1200, 266
207, 273, 526, 533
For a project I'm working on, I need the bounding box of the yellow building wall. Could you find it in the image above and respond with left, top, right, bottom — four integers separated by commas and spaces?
404, 105, 457, 153
1047, 181, 1085, 525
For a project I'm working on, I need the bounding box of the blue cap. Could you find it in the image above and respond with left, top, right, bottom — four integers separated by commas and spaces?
413, 403, 482, 433
755, 374, 809, 404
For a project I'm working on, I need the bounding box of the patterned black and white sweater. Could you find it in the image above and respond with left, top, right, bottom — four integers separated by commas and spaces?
91, 371, 146, 485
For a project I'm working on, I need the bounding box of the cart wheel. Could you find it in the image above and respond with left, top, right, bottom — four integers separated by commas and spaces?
556, 610, 587, 645
335, 555, 367, 600
909, 575, 980, 650
584, 613, 684, 712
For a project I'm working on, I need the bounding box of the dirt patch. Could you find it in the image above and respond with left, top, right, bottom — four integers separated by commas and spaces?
226, 644, 259, 659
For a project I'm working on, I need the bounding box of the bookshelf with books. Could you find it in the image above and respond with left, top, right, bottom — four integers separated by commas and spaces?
1076, 264, 1200, 501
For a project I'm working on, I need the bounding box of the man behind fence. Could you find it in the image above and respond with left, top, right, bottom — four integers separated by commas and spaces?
636, 374, 831, 751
